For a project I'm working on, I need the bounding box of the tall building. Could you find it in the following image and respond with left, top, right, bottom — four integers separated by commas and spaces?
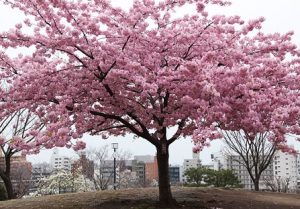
273, 151, 298, 192
50, 148, 71, 171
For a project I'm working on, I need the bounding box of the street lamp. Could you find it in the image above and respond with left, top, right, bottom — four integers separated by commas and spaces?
112, 143, 118, 190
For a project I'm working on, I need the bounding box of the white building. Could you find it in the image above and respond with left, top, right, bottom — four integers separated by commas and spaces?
211, 153, 228, 170
181, 153, 201, 182
273, 151, 298, 192
209, 150, 300, 192
50, 149, 72, 171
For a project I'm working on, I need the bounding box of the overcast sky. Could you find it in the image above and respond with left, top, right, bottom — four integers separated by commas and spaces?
0, 0, 300, 165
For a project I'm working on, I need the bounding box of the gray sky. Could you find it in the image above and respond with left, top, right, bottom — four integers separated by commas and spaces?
1, 0, 300, 165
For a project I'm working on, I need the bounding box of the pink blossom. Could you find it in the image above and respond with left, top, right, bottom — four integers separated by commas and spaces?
73, 141, 86, 151
0, 0, 299, 169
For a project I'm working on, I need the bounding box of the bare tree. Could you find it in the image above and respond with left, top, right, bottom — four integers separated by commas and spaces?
87, 145, 132, 190
281, 177, 291, 193
264, 177, 277, 192
223, 130, 276, 191
0, 109, 44, 199
12, 163, 32, 198
264, 176, 291, 193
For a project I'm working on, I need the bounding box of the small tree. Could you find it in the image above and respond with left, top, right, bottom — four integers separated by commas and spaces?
216, 169, 240, 188
184, 168, 240, 187
38, 169, 94, 195
12, 163, 32, 198
223, 131, 277, 191
264, 176, 292, 193
87, 146, 131, 190
119, 169, 138, 189
0, 109, 43, 199
184, 167, 206, 186
38, 170, 71, 195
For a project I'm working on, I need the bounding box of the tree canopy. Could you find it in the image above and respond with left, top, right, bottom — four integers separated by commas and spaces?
0, 0, 299, 150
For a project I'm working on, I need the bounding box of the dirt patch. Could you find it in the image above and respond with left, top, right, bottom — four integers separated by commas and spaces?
0, 187, 299, 209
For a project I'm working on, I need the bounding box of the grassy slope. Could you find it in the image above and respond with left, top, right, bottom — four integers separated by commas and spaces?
0, 187, 299, 209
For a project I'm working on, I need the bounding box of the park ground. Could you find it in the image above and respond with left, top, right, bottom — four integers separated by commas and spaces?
0, 187, 299, 209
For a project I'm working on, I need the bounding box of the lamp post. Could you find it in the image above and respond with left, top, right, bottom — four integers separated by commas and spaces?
112, 143, 118, 190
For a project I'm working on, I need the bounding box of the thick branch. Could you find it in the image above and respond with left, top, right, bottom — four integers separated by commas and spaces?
167, 119, 186, 145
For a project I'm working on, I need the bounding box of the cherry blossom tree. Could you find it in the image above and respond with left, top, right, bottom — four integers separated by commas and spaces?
1, 0, 300, 206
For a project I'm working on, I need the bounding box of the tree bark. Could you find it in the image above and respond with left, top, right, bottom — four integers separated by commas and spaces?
156, 143, 176, 207
0, 155, 16, 199
2, 175, 15, 199
254, 179, 259, 191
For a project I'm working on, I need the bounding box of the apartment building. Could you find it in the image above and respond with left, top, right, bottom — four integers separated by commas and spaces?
50, 149, 71, 171
273, 151, 298, 192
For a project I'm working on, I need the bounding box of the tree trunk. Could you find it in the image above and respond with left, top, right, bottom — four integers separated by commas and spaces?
156, 143, 176, 207
254, 179, 259, 191
2, 175, 15, 199
0, 155, 16, 199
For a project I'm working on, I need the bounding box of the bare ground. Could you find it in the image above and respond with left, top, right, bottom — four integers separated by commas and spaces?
0, 187, 299, 209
